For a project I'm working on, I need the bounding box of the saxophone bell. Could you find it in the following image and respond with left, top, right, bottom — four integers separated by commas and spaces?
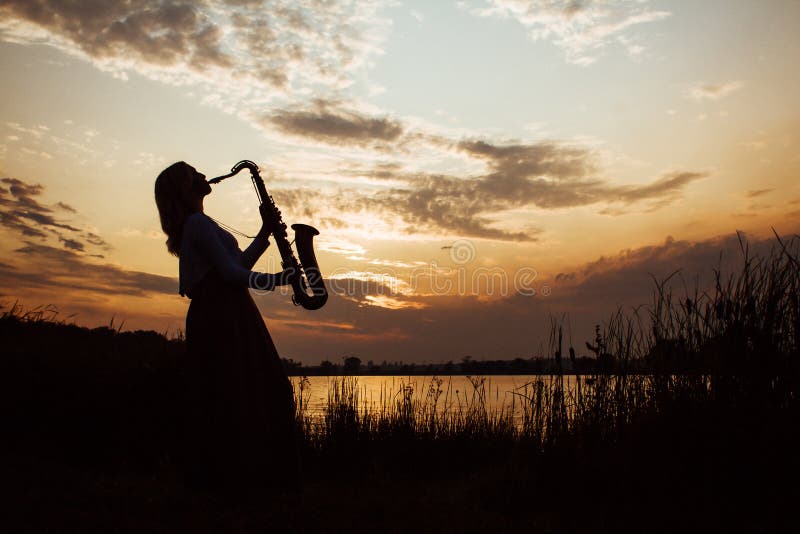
210, 160, 328, 311
289, 223, 328, 310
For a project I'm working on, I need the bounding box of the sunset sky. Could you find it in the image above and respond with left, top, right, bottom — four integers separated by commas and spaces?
1, 0, 798, 364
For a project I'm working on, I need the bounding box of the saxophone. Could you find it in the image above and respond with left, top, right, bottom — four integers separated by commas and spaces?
208, 160, 328, 310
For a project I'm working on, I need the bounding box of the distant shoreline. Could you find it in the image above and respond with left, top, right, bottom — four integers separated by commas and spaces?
286, 370, 640, 377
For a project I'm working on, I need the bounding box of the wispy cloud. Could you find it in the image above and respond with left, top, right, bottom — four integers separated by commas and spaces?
317, 237, 367, 257
0, 176, 111, 254
0, 0, 392, 108
268, 231, 800, 363
463, 0, 670, 65
686, 81, 744, 101
270, 132, 707, 241
745, 188, 773, 198
2, 241, 174, 296
263, 99, 404, 148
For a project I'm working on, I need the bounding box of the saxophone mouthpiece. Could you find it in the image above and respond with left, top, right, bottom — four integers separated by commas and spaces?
209, 161, 257, 184
208, 173, 231, 184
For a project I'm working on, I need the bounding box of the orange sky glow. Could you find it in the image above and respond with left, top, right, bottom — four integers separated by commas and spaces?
1, 0, 798, 363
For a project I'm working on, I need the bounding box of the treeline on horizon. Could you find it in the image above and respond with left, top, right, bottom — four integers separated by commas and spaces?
287, 348, 639, 376
0, 309, 712, 376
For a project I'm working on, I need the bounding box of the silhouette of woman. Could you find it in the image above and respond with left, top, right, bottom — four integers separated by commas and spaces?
154, 161, 299, 493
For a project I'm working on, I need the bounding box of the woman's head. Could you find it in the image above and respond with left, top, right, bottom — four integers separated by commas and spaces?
154, 161, 211, 256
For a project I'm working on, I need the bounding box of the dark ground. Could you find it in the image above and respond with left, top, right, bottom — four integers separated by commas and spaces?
4, 401, 797, 533
3, 282, 799, 533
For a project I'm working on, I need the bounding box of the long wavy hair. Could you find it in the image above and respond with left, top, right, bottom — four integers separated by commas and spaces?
154, 161, 195, 257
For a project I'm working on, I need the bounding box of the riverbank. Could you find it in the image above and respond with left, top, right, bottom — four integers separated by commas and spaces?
4, 398, 794, 533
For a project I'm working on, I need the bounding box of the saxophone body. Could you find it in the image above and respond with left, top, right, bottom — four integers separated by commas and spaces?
209, 160, 328, 310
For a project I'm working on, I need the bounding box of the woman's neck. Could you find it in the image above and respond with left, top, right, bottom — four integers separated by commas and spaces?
189, 198, 204, 214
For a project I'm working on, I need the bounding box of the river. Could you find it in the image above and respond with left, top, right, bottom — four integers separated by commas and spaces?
289, 375, 592, 419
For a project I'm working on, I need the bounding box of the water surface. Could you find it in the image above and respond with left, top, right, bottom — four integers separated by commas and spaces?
290, 375, 586, 419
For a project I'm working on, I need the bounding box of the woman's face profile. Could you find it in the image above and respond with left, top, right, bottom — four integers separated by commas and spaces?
185, 164, 212, 198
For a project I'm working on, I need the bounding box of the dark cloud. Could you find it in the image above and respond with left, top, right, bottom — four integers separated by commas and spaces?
59, 236, 85, 252
269, 141, 706, 241
84, 232, 108, 247
257, 100, 707, 240
458, 141, 706, 209
356, 162, 406, 180
55, 201, 77, 213
613, 171, 706, 203
745, 189, 773, 198
261, 101, 705, 229
0, 176, 111, 253
543, 231, 800, 329
459, 139, 594, 183
223, 0, 266, 7
267, 231, 800, 364
264, 100, 404, 147
6, 241, 176, 297
4, 224, 796, 365
228, 11, 290, 87
0, 0, 384, 94
563, 1, 587, 17
371, 174, 537, 241
0, 0, 232, 71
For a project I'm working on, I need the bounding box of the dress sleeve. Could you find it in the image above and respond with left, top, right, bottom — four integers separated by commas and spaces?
240, 236, 269, 270
187, 214, 260, 288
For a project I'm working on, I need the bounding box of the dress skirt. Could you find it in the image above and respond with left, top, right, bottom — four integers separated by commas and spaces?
179, 267, 300, 492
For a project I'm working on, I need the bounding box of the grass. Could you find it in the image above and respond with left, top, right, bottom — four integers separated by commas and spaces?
2, 233, 799, 532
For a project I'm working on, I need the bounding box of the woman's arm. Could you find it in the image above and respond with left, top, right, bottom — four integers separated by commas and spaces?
241, 204, 276, 269
188, 214, 265, 288
240, 235, 269, 269
249, 266, 295, 291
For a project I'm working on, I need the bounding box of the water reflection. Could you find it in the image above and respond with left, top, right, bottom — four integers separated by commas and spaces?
290, 375, 586, 423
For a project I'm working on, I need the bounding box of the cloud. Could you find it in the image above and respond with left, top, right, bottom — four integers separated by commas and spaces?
261, 230, 800, 363
686, 81, 744, 101
0, 239, 186, 336
5, 218, 797, 365
547, 231, 800, 317
368, 169, 705, 239
0, 176, 111, 253
745, 189, 773, 198
317, 237, 367, 257
264, 99, 404, 148
3, 241, 176, 296
269, 136, 706, 240
0, 1, 232, 69
464, 0, 670, 65
611, 171, 706, 204
259, 103, 707, 237
55, 201, 77, 213
0, 0, 391, 105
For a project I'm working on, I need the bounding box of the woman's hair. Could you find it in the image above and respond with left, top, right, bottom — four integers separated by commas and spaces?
154, 161, 195, 257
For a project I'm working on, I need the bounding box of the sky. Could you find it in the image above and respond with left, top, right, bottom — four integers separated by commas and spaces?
0, 0, 798, 364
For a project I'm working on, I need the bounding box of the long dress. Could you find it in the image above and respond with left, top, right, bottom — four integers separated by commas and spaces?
179, 262, 300, 493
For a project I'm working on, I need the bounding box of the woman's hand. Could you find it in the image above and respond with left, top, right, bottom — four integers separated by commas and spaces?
275, 266, 296, 286
257, 204, 275, 238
